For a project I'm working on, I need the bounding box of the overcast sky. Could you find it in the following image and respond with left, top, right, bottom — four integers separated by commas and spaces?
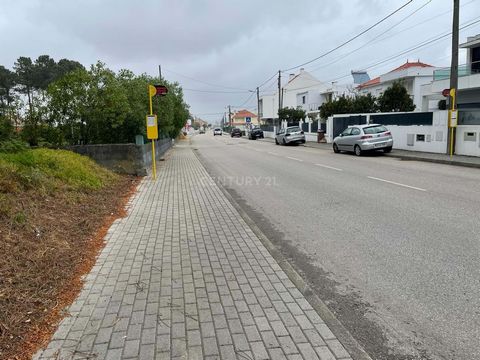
1, 0, 478, 123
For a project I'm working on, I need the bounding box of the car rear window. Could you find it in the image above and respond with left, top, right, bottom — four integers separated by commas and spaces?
363, 125, 388, 134
287, 127, 301, 133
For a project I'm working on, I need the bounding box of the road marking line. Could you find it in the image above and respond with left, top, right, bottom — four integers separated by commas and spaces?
286, 156, 303, 162
314, 163, 343, 171
367, 176, 426, 192
268, 152, 278, 155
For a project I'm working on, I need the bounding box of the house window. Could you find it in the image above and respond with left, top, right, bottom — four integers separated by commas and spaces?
302, 95, 306, 104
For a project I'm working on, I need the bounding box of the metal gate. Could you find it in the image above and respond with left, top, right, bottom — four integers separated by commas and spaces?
332, 115, 367, 138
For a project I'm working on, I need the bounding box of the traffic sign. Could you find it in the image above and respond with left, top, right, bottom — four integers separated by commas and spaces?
449, 109, 458, 128
442, 88, 450, 97
146, 115, 158, 139
245, 117, 251, 123
154, 84, 168, 96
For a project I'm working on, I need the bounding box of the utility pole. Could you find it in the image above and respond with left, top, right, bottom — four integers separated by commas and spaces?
228, 105, 232, 127
448, 0, 460, 156
158, 65, 162, 79
277, 70, 281, 129
256, 87, 260, 126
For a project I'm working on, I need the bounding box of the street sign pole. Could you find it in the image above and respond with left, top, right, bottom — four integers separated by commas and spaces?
146, 84, 169, 180
148, 85, 158, 180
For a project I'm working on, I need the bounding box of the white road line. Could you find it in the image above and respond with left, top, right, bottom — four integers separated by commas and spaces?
286, 156, 303, 162
367, 176, 427, 192
268, 152, 279, 156
314, 163, 343, 171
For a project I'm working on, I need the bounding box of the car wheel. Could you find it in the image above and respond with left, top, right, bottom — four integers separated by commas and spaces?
275, 138, 279, 145
354, 145, 362, 156
383, 146, 392, 153
333, 143, 340, 153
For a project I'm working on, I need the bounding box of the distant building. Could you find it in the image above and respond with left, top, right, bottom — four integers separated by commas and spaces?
259, 68, 351, 125
357, 60, 437, 111
231, 109, 258, 131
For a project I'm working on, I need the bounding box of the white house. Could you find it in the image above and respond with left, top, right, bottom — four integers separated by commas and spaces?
420, 34, 480, 156
259, 69, 352, 125
357, 60, 437, 111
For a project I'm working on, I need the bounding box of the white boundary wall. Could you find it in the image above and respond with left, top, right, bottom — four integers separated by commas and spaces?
455, 125, 480, 156
325, 111, 449, 154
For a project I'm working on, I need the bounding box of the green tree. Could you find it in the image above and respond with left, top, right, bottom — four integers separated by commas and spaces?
0, 66, 17, 112
278, 107, 306, 124
351, 93, 378, 113
14, 57, 35, 114
377, 81, 415, 112
319, 95, 354, 119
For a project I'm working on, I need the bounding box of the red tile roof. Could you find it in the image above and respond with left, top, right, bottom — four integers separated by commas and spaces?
388, 60, 433, 73
233, 110, 257, 118
357, 61, 434, 89
357, 76, 380, 89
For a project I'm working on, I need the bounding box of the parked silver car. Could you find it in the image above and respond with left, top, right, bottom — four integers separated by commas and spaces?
333, 124, 393, 156
275, 126, 305, 145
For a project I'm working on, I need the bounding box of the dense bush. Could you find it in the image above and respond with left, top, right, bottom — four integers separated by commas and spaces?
0, 56, 190, 146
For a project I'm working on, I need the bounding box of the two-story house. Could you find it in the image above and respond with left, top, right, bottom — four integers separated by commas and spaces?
259, 69, 339, 126
230, 109, 258, 131
357, 60, 437, 111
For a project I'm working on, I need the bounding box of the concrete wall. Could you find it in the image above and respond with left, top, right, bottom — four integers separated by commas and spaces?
455, 125, 480, 156
325, 111, 449, 153
68, 138, 173, 176
385, 111, 447, 153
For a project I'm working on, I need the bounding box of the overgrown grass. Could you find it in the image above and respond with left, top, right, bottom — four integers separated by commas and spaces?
0, 147, 131, 359
0, 148, 117, 194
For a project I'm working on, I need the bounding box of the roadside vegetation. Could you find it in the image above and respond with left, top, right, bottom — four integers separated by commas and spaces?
0, 55, 189, 146
0, 142, 138, 359
320, 81, 415, 119
0, 55, 174, 358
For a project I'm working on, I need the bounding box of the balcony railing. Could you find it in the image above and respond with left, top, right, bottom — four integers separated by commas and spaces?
434, 61, 480, 81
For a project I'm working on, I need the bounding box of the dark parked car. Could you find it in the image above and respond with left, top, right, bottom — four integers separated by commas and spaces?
248, 127, 264, 140
231, 128, 242, 137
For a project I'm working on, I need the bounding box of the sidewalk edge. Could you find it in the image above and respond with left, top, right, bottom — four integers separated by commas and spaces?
193, 148, 373, 360
385, 153, 480, 169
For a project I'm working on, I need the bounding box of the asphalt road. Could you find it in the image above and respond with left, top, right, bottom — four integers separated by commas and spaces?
192, 133, 480, 360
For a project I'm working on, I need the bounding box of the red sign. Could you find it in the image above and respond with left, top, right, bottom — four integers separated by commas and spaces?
154, 85, 168, 96
442, 88, 450, 97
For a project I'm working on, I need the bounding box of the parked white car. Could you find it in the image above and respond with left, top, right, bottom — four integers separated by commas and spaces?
213, 128, 222, 136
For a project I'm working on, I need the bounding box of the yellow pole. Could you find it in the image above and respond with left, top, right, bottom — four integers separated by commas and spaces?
149, 92, 153, 116
148, 89, 156, 180
449, 127, 454, 158
152, 140, 156, 180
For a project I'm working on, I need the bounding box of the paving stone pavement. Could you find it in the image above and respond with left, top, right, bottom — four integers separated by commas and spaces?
34, 144, 353, 360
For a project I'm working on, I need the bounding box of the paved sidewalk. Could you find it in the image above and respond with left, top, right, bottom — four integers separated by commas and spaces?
34, 144, 354, 360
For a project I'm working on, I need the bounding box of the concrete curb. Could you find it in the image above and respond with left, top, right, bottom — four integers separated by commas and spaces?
193, 148, 373, 360
385, 153, 480, 169
263, 137, 480, 169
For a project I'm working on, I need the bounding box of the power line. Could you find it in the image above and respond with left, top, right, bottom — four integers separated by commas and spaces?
276, 16, 480, 93
163, 67, 251, 91
281, 0, 414, 72
231, 90, 257, 108
307, 0, 434, 73
183, 88, 251, 94
308, 0, 478, 74
257, 71, 279, 89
